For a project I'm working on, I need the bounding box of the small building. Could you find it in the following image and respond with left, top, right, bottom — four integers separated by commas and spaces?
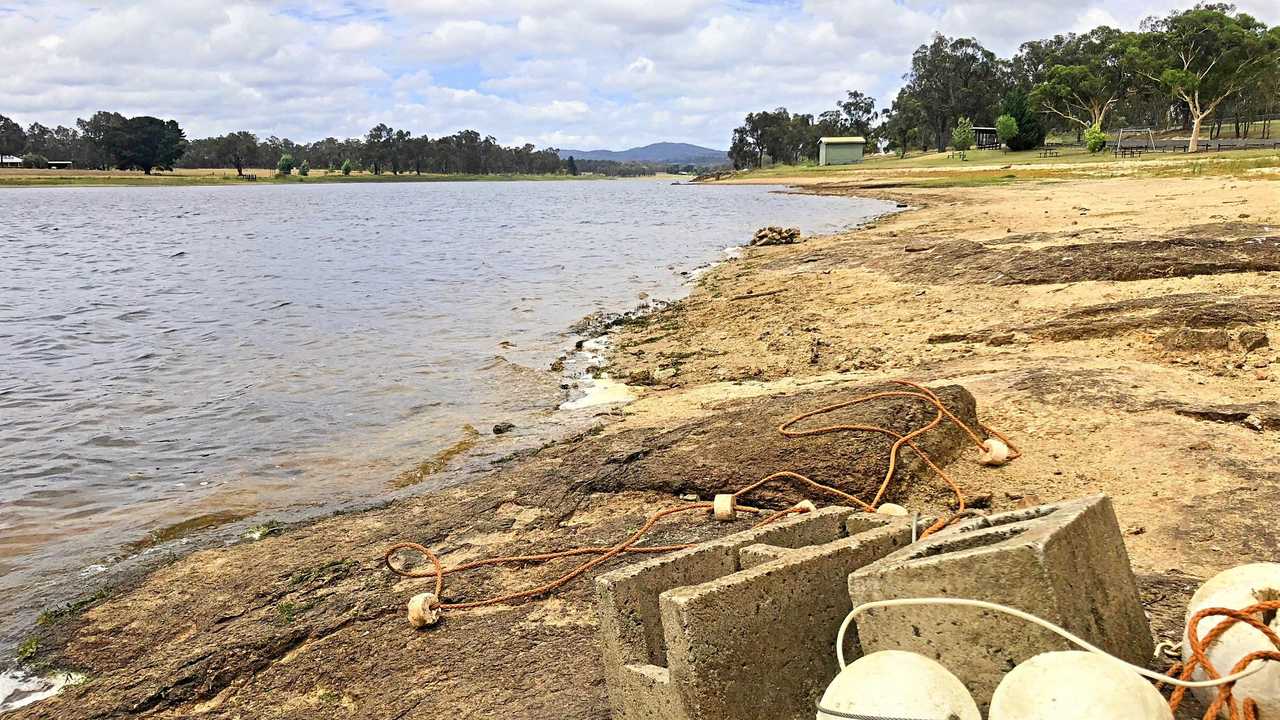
818, 136, 866, 165
973, 127, 1000, 149
0, 155, 72, 169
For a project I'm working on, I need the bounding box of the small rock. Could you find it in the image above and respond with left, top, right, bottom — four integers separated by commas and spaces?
1243, 414, 1264, 432
492, 422, 516, 435
1158, 328, 1231, 352
986, 333, 1015, 347
1126, 525, 1146, 536
652, 367, 678, 381
1239, 330, 1269, 352
626, 369, 655, 385
967, 492, 993, 509
1015, 493, 1043, 509
904, 241, 934, 253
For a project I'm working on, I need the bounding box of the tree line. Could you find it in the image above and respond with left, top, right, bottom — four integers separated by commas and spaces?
730, 3, 1280, 167
0, 111, 188, 174
0, 114, 591, 177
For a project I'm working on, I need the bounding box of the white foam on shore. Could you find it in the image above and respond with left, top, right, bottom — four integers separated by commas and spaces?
0, 670, 84, 712
560, 377, 637, 410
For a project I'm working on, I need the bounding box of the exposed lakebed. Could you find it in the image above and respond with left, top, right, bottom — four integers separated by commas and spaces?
0, 179, 894, 647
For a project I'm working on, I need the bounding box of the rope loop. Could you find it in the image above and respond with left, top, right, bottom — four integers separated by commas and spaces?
381, 380, 1020, 620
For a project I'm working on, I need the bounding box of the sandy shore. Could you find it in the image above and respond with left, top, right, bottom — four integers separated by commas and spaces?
7, 161, 1279, 718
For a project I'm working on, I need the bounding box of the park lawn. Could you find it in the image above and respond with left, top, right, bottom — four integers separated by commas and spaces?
0, 167, 607, 188
731, 146, 1280, 187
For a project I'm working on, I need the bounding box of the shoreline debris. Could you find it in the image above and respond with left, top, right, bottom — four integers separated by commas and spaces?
749, 226, 801, 246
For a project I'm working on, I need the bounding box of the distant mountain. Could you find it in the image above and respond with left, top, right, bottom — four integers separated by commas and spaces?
557, 142, 728, 165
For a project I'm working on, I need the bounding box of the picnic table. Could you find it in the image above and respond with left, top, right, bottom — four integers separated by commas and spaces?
1037, 148, 1060, 158
1116, 147, 1145, 158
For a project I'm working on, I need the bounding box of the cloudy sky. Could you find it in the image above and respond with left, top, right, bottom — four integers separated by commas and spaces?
1, 1, 1276, 150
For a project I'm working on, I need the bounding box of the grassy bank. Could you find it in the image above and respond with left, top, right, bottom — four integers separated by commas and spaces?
721, 146, 1280, 188
0, 167, 614, 188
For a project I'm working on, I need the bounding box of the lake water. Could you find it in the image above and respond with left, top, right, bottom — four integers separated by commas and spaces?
0, 179, 893, 647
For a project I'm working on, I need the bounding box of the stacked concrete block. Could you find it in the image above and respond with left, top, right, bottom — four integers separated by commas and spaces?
848, 495, 1154, 712
595, 507, 913, 720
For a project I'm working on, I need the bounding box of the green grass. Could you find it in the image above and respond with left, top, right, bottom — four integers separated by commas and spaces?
243, 520, 285, 541
0, 170, 610, 188
288, 558, 356, 586
16, 636, 39, 665
36, 586, 113, 626
729, 145, 1280, 185
274, 600, 317, 624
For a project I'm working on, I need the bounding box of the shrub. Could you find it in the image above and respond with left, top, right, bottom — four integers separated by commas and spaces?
340, 159, 352, 176
276, 153, 294, 176
1085, 124, 1107, 153
21, 153, 49, 169
999, 90, 1046, 151
996, 115, 1019, 147
951, 116, 975, 151
298, 160, 310, 176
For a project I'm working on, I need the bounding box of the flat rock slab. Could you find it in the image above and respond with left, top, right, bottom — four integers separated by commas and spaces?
889, 235, 1280, 286
572, 382, 980, 508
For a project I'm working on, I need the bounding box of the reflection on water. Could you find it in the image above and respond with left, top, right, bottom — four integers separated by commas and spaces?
0, 179, 894, 645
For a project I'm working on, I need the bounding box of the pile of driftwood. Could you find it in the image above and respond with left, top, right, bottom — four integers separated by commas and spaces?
750, 226, 802, 246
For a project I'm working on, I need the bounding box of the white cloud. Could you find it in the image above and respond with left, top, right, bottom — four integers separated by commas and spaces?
1, 0, 1277, 149
328, 22, 386, 51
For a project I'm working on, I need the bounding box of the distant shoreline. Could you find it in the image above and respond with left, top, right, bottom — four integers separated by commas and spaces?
0, 168, 631, 189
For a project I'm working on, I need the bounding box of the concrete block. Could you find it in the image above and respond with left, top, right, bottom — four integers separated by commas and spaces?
595, 507, 911, 720
847, 495, 1154, 712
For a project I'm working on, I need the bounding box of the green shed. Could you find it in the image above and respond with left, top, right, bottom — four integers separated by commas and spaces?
818, 136, 866, 165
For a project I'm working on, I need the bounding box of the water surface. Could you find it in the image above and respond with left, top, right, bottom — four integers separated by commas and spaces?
0, 179, 894, 645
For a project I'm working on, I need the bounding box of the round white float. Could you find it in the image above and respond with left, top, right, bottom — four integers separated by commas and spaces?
407, 592, 441, 628
874, 503, 909, 517
978, 438, 1010, 466
816, 650, 980, 720
989, 651, 1172, 720
1182, 563, 1280, 717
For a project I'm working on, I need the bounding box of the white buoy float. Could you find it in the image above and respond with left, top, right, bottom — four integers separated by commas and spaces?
1183, 562, 1280, 717
407, 592, 441, 628
978, 437, 1011, 466
874, 502, 909, 517
989, 651, 1172, 720
816, 650, 980, 720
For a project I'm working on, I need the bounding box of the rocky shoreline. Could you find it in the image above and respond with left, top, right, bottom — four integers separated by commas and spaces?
6, 171, 1280, 719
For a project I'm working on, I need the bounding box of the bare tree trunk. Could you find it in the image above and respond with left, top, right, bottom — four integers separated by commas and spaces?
1188, 113, 1203, 152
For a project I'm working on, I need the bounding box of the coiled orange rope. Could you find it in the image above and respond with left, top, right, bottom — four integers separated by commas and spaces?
1165, 600, 1280, 719
383, 379, 1017, 618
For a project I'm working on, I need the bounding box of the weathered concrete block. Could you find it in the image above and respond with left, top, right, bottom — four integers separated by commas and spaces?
595, 507, 912, 720
847, 495, 1153, 712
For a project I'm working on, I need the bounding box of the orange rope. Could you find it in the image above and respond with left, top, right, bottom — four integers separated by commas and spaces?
1166, 600, 1280, 719
383, 379, 1017, 617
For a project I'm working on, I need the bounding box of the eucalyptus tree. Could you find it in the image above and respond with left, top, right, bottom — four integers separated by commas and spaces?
216, 131, 259, 176
1126, 4, 1280, 151
1030, 26, 1133, 131
904, 34, 1002, 151
877, 89, 925, 157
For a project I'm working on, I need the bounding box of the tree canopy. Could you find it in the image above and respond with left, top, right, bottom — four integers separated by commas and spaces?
1126, 3, 1280, 151
728, 4, 1280, 162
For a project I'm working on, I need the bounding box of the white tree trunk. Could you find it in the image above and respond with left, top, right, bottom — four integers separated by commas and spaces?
1188, 113, 1203, 153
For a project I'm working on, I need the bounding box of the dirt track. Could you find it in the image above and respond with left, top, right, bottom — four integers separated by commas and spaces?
9, 173, 1280, 719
